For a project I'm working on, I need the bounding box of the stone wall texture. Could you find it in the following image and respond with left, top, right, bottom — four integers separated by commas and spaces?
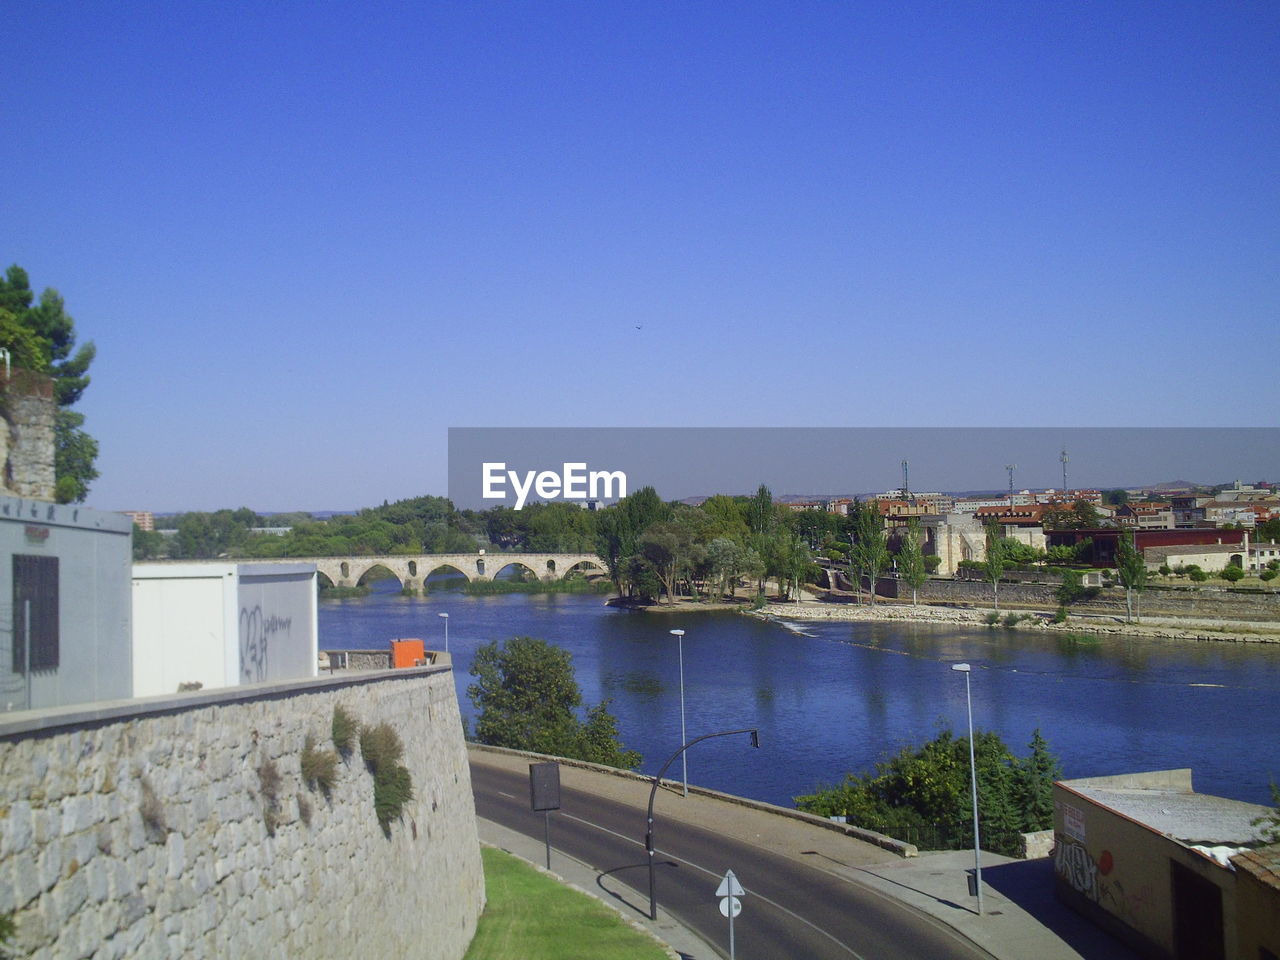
0, 666, 484, 959
884, 577, 1280, 622
0, 371, 56, 501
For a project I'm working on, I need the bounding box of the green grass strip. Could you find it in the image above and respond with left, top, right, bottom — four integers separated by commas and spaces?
464, 847, 670, 960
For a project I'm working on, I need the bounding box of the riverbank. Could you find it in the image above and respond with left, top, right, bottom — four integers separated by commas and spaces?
747, 599, 1280, 644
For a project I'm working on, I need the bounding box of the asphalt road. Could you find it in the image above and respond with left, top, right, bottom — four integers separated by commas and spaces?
471, 763, 993, 960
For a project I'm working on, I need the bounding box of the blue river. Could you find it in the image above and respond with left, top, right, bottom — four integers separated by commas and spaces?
318, 582, 1280, 809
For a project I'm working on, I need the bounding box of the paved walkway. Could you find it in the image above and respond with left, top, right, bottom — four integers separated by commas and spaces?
471, 747, 1140, 960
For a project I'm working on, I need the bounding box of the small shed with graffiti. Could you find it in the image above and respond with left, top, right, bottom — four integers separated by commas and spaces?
1053, 769, 1277, 960
132, 562, 318, 697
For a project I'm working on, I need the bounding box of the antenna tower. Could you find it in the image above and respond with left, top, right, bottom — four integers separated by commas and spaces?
1005, 464, 1016, 497
1060, 447, 1069, 493
901, 460, 909, 500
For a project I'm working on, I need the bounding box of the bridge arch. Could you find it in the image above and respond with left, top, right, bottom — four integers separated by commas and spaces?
356, 562, 402, 590
563, 558, 607, 579
423, 563, 472, 587
491, 560, 540, 582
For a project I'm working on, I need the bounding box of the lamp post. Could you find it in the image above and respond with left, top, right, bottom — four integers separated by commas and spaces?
952, 662, 983, 915
669, 629, 688, 797
437, 612, 449, 654
646, 728, 759, 921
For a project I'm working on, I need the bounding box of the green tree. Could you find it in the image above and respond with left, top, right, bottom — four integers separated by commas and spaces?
1252, 782, 1280, 844
468, 636, 640, 769
132, 523, 166, 560
595, 487, 668, 596
1054, 569, 1090, 622
0, 265, 98, 502
1014, 729, 1061, 831
897, 517, 928, 605
794, 727, 1060, 856
1220, 564, 1245, 583
850, 500, 889, 605
1114, 531, 1147, 622
984, 520, 1006, 612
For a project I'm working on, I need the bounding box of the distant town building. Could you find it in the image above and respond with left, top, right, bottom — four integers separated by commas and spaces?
121, 510, 154, 531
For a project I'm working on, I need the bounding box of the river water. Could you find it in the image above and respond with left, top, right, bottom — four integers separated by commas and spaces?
318, 582, 1280, 809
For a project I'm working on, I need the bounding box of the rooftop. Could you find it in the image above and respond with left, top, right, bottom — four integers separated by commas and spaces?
1064, 773, 1271, 846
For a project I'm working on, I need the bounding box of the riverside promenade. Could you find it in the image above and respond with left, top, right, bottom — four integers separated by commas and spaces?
470, 745, 1139, 960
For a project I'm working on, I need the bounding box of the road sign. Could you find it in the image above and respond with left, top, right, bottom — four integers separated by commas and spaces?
716, 870, 745, 960
719, 896, 742, 918
716, 870, 745, 898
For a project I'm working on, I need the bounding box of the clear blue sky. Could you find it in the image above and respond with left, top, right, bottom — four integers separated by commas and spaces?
5, 2, 1277, 512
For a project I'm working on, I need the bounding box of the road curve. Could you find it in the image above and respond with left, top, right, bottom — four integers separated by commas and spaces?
470, 760, 992, 960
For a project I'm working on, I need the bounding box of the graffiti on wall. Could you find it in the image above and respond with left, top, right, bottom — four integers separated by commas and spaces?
1056, 834, 1099, 900
239, 606, 292, 683
1054, 834, 1154, 924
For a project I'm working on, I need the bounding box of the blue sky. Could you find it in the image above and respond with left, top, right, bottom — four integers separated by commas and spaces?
5, 2, 1277, 512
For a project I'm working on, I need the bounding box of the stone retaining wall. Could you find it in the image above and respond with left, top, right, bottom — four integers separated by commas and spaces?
881, 577, 1280, 622
0, 667, 484, 959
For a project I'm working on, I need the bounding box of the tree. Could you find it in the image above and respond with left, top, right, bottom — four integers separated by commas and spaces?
468, 636, 640, 769
0, 266, 98, 502
897, 517, 928, 606
1252, 782, 1280, 844
1055, 569, 1085, 621
1114, 531, 1148, 622
850, 500, 889, 605
983, 520, 1006, 612
1220, 564, 1245, 583
1014, 729, 1061, 831
794, 726, 1062, 856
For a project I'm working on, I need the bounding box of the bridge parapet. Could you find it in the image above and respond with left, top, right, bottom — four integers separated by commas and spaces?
260, 553, 608, 590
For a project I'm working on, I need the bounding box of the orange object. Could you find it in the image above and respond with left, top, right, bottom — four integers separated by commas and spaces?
390, 638, 425, 669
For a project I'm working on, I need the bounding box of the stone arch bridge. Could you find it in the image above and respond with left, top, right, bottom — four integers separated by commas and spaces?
273, 553, 609, 591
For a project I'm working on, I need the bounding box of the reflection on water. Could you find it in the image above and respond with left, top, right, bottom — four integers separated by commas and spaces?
319, 583, 1280, 807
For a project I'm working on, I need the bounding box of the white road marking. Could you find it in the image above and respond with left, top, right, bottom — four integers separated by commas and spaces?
559, 811, 868, 959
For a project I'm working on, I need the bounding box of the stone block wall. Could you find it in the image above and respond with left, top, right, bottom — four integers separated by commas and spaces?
0, 371, 56, 501
882, 577, 1280, 622
0, 666, 484, 959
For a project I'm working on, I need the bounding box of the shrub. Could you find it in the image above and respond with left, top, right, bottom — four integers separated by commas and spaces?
983, 611, 1001, 627
923, 555, 942, 573
301, 734, 339, 796
257, 758, 283, 836
1158, 564, 1172, 577
1003, 612, 1025, 628
1220, 565, 1245, 583
1261, 568, 1277, 582
1189, 568, 1208, 582
1052, 606, 1069, 624
332, 704, 358, 756
139, 777, 167, 843
360, 722, 413, 833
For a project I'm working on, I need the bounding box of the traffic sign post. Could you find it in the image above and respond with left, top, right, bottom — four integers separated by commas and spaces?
716, 870, 745, 960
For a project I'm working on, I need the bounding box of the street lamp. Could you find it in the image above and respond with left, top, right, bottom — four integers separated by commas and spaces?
952, 662, 983, 915
669, 629, 688, 797
646, 728, 759, 921
437, 612, 449, 654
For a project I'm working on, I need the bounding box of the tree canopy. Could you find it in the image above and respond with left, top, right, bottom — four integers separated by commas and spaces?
467, 636, 640, 769
794, 727, 1061, 856
0, 265, 98, 502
